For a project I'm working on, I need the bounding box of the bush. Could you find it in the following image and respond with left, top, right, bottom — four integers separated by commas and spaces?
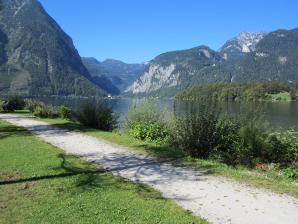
129, 122, 169, 143
173, 99, 220, 158
2, 95, 25, 111
0, 100, 4, 111
25, 99, 59, 118
236, 117, 271, 167
59, 106, 72, 120
25, 99, 41, 113
214, 117, 241, 165
214, 114, 298, 169
290, 89, 297, 101
267, 130, 298, 168
123, 99, 298, 173
76, 102, 117, 131
125, 100, 172, 143
33, 102, 59, 118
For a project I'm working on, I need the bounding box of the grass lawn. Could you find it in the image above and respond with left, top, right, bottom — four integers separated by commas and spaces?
0, 119, 206, 224
36, 117, 298, 199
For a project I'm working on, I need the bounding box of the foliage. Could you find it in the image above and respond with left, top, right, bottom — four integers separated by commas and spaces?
1, 95, 25, 111
171, 99, 298, 170
173, 99, 220, 158
214, 115, 298, 170
59, 105, 72, 120
0, 99, 4, 111
290, 88, 298, 100
25, 99, 41, 113
177, 82, 298, 102
75, 102, 117, 131
267, 131, 298, 168
32, 103, 59, 118
25, 99, 59, 118
124, 100, 172, 143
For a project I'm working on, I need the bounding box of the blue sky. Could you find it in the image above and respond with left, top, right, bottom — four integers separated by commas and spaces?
39, 0, 298, 63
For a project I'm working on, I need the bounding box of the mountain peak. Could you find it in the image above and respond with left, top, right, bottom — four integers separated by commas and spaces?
220, 31, 268, 60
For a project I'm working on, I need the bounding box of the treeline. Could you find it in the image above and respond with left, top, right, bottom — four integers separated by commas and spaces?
176, 82, 298, 101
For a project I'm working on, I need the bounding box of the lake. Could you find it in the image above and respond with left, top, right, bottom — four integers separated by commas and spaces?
33, 97, 298, 130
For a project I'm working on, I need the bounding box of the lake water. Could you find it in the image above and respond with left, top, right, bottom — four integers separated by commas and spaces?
34, 97, 298, 130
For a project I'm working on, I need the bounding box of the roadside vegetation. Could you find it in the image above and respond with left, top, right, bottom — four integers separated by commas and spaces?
1, 96, 298, 198
122, 100, 298, 180
0, 120, 205, 223
176, 82, 298, 101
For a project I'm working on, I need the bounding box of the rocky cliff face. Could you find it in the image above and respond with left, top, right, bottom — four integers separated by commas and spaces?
0, 0, 105, 96
125, 46, 222, 95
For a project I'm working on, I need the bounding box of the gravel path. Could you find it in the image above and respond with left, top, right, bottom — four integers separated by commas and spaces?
1, 113, 298, 224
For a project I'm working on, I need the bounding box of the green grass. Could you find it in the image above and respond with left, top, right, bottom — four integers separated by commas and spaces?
37, 117, 298, 199
0, 120, 206, 224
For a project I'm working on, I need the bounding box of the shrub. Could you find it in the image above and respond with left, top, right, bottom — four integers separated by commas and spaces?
236, 116, 271, 167
214, 117, 241, 165
0, 99, 4, 111
2, 95, 25, 111
290, 89, 297, 101
215, 115, 272, 167
59, 106, 72, 120
125, 100, 172, 143
76, 102, 117, 131
25, 99, 59, 118
32, 102, 59, 118
267, 130, 298, 168
25, 99, 42, 113
129, 122, 169, 143
173, 99, 221, 158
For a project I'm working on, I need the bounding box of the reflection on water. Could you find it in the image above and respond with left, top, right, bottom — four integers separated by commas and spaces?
32, 97, 298, 130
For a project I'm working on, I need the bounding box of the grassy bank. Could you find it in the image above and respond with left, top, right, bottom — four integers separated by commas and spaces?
35, 117, 298, 198
0, 119, 206, 224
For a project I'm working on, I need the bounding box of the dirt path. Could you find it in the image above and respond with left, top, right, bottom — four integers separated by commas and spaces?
1, 113, 298, 224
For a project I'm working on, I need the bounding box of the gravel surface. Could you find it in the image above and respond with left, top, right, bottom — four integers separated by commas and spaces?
1, 113, 298, 224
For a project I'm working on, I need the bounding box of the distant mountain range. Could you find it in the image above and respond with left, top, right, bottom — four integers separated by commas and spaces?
0, 0, 297, 97
82, 57, 145, 95
126, 29, 298, 96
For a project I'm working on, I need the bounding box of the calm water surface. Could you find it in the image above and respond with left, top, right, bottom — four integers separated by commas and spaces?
34, 97, 298, 130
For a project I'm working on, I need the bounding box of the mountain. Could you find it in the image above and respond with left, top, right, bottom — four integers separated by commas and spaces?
219, 32, 267, 61
82, 57, 145, 94
125, 46, 224, 96
0, 0, 105, 96
233, 28, 298, 83
127, 28, 298, 96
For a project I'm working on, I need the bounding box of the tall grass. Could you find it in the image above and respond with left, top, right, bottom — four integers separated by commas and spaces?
75, 102, 117, 131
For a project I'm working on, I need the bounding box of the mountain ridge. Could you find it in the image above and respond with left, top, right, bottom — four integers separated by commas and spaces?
126, 28, 298, 96
82, 57, 146, 94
